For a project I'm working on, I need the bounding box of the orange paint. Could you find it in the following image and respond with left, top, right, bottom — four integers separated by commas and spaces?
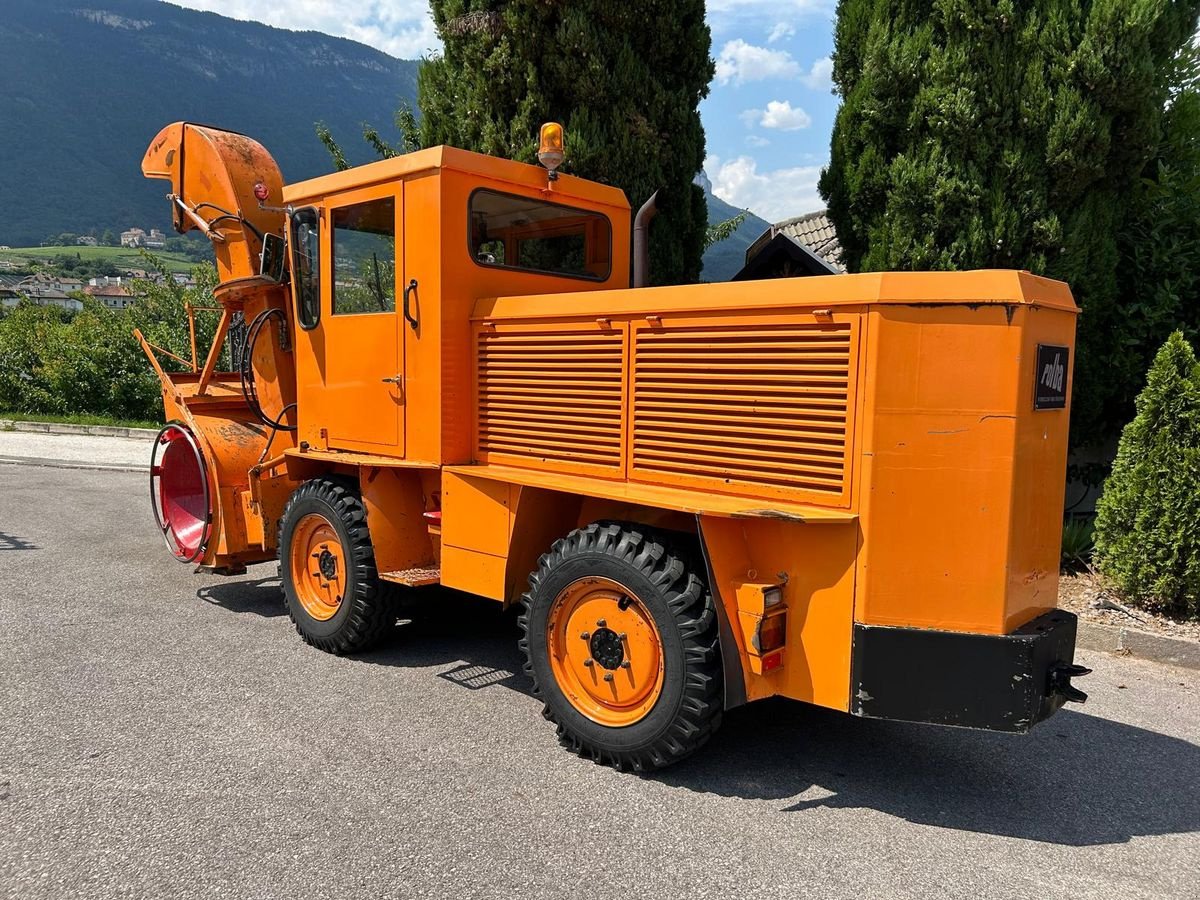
546, 576, 665, 726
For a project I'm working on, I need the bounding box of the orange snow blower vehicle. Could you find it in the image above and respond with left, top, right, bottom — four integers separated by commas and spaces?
136, 121, 1089, 770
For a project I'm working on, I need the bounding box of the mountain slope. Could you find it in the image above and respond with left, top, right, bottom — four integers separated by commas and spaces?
699, 176, 771, 282
0, 0, 417, 246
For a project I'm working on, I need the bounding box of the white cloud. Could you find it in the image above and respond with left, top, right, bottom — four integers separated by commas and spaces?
756, 100, 812, 131
168, 1, 438, 59
767, 23, 795, 43
715, 39, 801, 85
738, 108, 761, 127
745, 134, 771, 148
705, 154, 825, 221
801, 56, 834, 91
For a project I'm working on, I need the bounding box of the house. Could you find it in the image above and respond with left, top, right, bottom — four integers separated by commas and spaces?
86, 283, 136, 309
121, 228, 147, 248
2, 274, 83, 311
733, 210, 845, 281
0, 273, 24, 308
145, 228, 167, 249
77, 236, 98, 247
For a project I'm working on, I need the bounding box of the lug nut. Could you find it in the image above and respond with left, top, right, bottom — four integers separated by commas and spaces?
597, 619, 607, 627
621, 661, 631, 669
603, 673, 614, 682
580, 631, 590, 640
583, 659, 595, 668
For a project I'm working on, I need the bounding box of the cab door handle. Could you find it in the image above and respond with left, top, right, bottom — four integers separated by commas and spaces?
403, 279, 419, 331
381, 375, 402, 385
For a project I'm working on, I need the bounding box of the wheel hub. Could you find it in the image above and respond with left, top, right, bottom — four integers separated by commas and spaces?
317, 548, 338, 581
589, 627, 625, 670
546, 577, 665, 727
289, 513, 346, 622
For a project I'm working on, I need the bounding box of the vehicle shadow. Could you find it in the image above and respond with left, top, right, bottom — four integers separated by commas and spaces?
362, 587, 533, 698
651, 696, 1200, 846
207, 580, 1200, 847
0, 531, 38, 551
197, 577, 287, 618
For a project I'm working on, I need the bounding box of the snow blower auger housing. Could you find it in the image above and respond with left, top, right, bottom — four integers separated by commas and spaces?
136, 120, 1089, 771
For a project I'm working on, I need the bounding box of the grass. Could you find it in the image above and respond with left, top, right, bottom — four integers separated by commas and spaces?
0, 409, 160, 431
0, 246, 198, 275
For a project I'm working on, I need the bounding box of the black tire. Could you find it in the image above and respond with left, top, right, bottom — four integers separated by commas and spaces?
519, 522, 723, 771
278, 476, 394, 655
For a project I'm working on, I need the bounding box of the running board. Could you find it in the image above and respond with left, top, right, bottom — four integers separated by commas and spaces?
381, 566, 441, 587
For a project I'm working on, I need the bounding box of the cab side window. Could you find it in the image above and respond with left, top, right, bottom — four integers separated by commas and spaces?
332, 197, 396, 315
291, 207, 321, 330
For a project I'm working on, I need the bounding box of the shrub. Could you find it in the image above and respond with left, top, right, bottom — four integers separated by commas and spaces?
1094, 331, 1200, 620
0, 258, 220, 423
1060, 517, 1095, 575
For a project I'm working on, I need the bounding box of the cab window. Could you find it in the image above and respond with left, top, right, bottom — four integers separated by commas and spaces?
469, 190, 611, 280
332, 197, 396, 315
291, 207, 321, 330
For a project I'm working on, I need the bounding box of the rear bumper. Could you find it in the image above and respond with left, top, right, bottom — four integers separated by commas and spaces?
850, 610, 1083, 733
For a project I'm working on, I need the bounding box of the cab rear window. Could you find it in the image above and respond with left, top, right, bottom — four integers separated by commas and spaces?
469, 190, 612, 281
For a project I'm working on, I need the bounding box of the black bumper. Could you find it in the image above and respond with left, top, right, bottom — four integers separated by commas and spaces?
850, 610, 1085, 733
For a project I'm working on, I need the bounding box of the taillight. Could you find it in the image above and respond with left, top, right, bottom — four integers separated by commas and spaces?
756, 609, 787, 653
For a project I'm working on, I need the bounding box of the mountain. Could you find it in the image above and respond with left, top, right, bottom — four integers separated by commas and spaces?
698, 173, 771, 282
1, 0, 764, 281
0, 0, 417, 246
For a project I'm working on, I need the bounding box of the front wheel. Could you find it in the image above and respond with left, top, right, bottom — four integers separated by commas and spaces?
519, 523, 723, 771
278, 477, 394, 655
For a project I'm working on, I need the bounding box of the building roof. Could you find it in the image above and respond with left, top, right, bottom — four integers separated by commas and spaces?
745, 209, 844, 273
85, 285, 132, 297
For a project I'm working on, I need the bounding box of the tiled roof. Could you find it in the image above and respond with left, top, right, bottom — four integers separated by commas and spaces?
746, 209, 845, 273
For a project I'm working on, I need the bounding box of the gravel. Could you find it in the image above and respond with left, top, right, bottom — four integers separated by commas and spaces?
1059, 573, 1200, 643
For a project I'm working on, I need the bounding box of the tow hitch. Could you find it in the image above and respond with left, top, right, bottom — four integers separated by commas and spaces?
1050, 662, 1092, 704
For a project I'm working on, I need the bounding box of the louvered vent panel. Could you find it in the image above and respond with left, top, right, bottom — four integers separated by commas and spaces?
632, 322, 855, 497
477, 329, 624, 470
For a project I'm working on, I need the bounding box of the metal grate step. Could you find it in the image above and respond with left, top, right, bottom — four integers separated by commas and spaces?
380, 566, 441, 587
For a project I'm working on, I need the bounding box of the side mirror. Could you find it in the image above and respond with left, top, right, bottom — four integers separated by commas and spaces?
260, 233, 287, 282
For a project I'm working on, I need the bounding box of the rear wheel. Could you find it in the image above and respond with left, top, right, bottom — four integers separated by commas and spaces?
519, 523, 723, 771
279, 477, 394, 654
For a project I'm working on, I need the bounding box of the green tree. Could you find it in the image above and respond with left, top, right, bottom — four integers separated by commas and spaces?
1115, 43, 1200, 389
704, 212, 748, 251
1094, 331, 1200, 620
0, 255, 221, 422
819, 0, 1200, 448
345, 2, 714, 285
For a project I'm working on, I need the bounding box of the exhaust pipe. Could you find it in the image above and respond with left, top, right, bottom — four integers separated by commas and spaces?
632, 190, 659, 288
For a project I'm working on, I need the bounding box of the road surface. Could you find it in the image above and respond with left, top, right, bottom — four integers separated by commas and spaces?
1, 464, 1198, 899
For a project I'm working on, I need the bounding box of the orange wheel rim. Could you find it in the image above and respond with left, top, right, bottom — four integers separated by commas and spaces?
289, 513, 347, 622
547, 577, 664, 727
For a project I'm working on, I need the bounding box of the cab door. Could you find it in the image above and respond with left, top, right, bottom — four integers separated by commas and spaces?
321, 182, 405, 455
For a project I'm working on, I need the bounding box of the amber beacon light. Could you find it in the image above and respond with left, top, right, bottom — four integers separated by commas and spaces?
538, 122, 565, 175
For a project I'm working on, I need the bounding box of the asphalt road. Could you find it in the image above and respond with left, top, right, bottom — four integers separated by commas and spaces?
2, 464, 1198, 900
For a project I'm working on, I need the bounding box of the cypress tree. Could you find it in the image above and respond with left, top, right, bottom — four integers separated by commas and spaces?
819, 0, 1200, 448
418, 1, 714, 285
1094, 332, 1200, 620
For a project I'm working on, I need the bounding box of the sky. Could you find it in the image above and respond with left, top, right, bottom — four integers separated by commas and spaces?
168, 0, 839, 222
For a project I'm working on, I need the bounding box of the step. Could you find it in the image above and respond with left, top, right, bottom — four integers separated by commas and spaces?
380, 566, 441, 587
